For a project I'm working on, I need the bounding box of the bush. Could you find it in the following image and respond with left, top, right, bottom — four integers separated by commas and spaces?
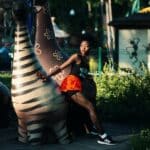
0, 71, 11, 89
95, 64, 150, 122
131, 129, 150, 150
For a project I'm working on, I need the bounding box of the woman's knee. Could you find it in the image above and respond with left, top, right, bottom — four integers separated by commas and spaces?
71, 92, 94, 111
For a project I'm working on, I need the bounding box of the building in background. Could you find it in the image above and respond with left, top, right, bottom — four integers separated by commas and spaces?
109, 12, 150, 73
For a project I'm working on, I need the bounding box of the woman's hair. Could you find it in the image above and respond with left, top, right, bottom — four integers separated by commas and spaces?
77, 40, 90, 56
80, 33, 99, 48
80, 39, 91, 47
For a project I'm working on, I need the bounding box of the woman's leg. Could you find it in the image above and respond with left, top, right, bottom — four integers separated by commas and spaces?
70, 92, 104, 134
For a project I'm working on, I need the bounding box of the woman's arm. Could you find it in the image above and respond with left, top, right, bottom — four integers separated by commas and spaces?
47, 53, 78, 77
36, 54, 78, 81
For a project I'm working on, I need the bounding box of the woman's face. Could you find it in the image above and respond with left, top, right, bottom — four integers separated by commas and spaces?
80, 41, 90, 56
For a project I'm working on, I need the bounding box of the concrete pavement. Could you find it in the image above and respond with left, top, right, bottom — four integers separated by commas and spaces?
0, 122, 135, 150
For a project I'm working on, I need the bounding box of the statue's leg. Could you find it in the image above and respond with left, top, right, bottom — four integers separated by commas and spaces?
26, 116, 46, 145
18, 118, 27, 143
52, 119, 71, 144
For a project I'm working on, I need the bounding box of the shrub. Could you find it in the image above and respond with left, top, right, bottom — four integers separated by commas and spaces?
131, 129, 150, 150
0, 71, 11, 89
95, 64, 150, 122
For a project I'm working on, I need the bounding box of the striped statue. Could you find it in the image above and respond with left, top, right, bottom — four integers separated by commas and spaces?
34, 1, 71, 86
11, 1, 70, 145
34, 1, 97, 135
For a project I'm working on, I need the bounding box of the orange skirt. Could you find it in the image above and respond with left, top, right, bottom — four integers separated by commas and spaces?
60, 75, 82, 92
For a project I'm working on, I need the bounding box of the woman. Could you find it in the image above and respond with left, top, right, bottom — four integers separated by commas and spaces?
37, 40, 115, 145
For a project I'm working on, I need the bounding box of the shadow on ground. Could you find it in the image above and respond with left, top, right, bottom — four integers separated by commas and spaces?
0, 120, 140, 150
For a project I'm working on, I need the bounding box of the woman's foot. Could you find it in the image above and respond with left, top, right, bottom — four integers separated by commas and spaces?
88, 126, 99, 136
97, 133, 116, 145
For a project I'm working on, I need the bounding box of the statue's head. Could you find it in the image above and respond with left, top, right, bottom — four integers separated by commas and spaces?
12, 0, 27, 23
34, 0, 47, 12
34, 0, 46, 6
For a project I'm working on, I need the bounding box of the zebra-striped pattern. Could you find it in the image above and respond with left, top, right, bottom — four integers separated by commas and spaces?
11, 24, 70, 145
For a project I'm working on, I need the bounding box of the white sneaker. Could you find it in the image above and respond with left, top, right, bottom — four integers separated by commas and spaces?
97, 133, 116, 145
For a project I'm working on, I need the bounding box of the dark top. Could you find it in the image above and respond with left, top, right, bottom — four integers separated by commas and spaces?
70, 54, 89, 79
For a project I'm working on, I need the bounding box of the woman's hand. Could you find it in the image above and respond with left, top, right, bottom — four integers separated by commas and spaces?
36, 71, 49, 82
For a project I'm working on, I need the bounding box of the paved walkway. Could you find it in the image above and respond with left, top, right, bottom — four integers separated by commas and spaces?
0, 122, 138, 150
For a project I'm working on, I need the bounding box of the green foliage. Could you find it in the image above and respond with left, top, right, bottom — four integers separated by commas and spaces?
95, 64, 150, 121
0, 72, 11, 89
48, 0, 89, 36
114, 0, 133, 5
46, 0, 150, 42
131, 129, 150, 150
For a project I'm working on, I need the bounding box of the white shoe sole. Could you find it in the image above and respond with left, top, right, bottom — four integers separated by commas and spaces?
97, 140, 116, 145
